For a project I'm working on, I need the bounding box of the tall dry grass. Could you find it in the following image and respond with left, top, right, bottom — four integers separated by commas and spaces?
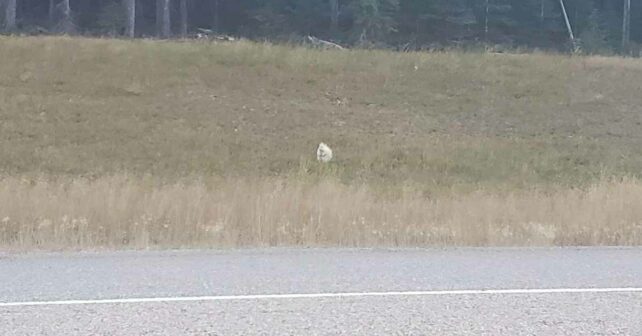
1, 176, 640, 250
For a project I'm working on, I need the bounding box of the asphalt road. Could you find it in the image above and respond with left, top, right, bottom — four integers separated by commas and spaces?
1, 248, 641, 335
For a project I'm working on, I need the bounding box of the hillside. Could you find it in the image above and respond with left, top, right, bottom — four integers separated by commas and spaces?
1, 37, 642, 248
2, 36, 642, 190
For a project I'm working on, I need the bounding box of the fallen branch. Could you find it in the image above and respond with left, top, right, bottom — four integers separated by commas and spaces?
196, 28, 236, 41
307, 35, 345, 50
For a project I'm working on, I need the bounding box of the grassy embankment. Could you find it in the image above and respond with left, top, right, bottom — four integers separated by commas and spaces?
1, 36, 641, 249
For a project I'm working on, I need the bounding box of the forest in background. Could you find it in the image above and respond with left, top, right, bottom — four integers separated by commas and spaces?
1, 0, 641, 55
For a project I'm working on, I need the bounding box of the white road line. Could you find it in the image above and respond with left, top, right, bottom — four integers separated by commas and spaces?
2, 288, 642, 307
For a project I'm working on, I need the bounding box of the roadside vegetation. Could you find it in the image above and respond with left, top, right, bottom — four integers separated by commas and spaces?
1, 36, 642, 249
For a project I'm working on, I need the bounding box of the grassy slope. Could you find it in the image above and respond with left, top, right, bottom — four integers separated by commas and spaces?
1, 36, 642, 192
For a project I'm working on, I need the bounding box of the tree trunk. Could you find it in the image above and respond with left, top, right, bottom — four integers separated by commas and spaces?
60, 0, 73, 34
329, 0, 339, 35
49, 0, 55, 24
179, 0, 187, 37
156, 0, 162, 34
157, 0, 170, 38
62, 0, 70, 18
622, 0, 631, 52
124, 0, 136, 38
559, 0, 574, 41
212, 0, 219, 32
540, 0, 545, 25
5, 0, 16, 31
484, 0, 489, 40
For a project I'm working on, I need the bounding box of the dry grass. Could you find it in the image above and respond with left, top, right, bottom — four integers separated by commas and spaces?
1, 176, 641, 250
1, 37, 642, 192
1, 36, 642, 248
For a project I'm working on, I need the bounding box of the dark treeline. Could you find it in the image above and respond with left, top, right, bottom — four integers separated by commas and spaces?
1, 0, 641, 54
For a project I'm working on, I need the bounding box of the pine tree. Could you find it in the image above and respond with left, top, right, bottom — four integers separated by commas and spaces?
579, 8, 611, 54
352, 0, 400, 44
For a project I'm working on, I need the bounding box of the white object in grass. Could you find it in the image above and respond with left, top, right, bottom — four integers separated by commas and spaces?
316, 143, 333, 163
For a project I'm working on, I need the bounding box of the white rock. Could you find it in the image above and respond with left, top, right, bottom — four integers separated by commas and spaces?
316, 143, 333, 163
